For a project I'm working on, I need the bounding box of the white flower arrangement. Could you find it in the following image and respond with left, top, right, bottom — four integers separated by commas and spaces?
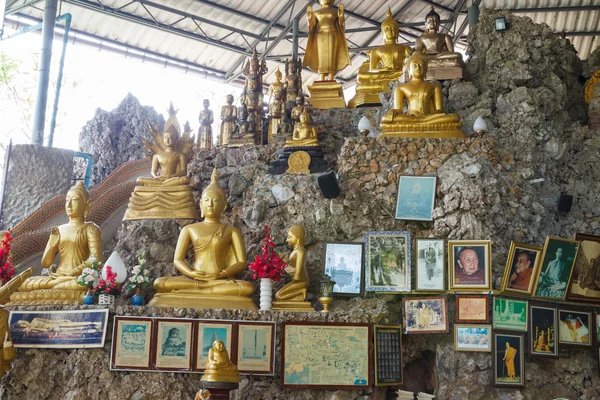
127, 255, 152, 290
77, 256, 101, 289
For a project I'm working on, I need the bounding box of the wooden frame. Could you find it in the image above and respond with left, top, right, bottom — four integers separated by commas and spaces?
194, 320, 235, 371
567, 233, 600, 304
415, 238, 446, 292
374, 325, 403, 386
395, 176, 437, 221
323, 241, 365, 297
365, 231, 411, 293
557, 308, 592, 347
447, 240, 492, 291
236, 321, 276, 375
500, 241, 542, 296
281, 322, 372, 389
456, 295, 489, 323
153, 318, 194, 371
111, 316, 154, 371
533, 236, 580, 301
529, 304, 558, 358
402, 296, 449, 334
492, 297, 528, 332
493, 333, 525, 388
454, 324, 492, 352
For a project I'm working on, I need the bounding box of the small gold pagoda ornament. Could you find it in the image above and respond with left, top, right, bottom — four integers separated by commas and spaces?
286, 151, 311, 174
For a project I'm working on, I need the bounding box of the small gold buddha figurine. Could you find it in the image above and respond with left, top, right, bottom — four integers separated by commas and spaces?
272, 225, 315, 312
415, 7, 465, 80
269, 68, 286, 105
10, 183, 102, 305
348, 8, 412, 108
290, 95, 308, 130
219, 95, 237, 147
380, 52, 464, 138
284, 58, 303, 105
284, 110, 319, 148
123, 104, 200, 220
268, 91, 286, 142
149, 169, 257, 310
198, 99, 214, 149
201, 340, 240, 383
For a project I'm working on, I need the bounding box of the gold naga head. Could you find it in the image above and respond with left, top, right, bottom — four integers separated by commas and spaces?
287, 225, 305, 247
200, 168, 227, 218
407, 51, 428, 78
381, 8, 399, 42
275, 68, 283, 81
65, 181, 91, 218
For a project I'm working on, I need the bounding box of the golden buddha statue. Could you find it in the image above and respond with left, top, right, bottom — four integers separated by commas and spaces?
348, 8, 412, 108
415, 7, 465, 80
273, 225, 314, 311
290, 95, 308, 130
201, 340, 240, 383
123, 105, 200, 220
198, 99, 214, 149
10, 183, 102, 305
380, 52, 464, 138
268, 91, 286, 142
304, 0, 350, 109
219, 95, 237, 147
149, 169, 257, 310
284, 110, 319, 148
269, 68, 286, 105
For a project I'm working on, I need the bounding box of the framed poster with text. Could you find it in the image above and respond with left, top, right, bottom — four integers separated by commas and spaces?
111, 316, 154, 371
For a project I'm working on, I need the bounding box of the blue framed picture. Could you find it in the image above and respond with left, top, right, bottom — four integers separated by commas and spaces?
395, 176, 437, 221
365, 231, 411, 292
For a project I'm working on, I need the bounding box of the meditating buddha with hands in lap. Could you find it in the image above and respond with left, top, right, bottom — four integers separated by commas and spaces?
201, 340, 240, 383
284, 110, 319, 148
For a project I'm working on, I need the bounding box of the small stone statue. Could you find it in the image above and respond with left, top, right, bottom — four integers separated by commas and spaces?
201, 340, 240, 383
198, 99, 214, 149
219, 95, 237, 147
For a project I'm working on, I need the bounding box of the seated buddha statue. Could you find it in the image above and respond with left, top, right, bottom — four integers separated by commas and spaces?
149, 169, 257, 310
290, 95, 308, 131
273, 225, 314, 311
284, 110, 319, 148
123, 105, 199, 220
10, 182, 102, 305
380, 51, 464, 138
201, 340, 240, 383
348, 8, 412, 108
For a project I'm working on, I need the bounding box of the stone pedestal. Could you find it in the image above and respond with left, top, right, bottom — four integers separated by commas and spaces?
268, 146, 329, 175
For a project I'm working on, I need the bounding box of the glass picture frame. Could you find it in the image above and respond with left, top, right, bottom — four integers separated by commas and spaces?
454, 324, 491, 352
395, 176, 437, 221
402, 296, 448, 334
373, 325, 403, 386
533, 236, 580, 301
323, 241, 365, 296
194, 321, 234, 371
365, 231, 411, 292
558, 309, 592, 347
236, 321, 275, 375
111, 316, 154, 371
456, 295, 489, 323
567, 233, 600, 304
492, 297, 528, 332
447, 240, 492, 291
493, 333, 525, 388
529, 304, 558, 358
500, 241, 542, 296
153, 319, 194, 371
415, 238, 445, 292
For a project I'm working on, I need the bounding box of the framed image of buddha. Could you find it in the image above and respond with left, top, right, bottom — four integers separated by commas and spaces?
533, 236, 580, 301
111, 316, 154, 371
500, 242, 542, 296
365, 231, 411, 292
558, 309, 592, 347
493, 333, 525, 388
529, 304, 558, 358
153, 319, 194, 371
567, 233, 600, 303
395, 176, 437, 221
447, 240, 492, 291
323, 242, 365, 296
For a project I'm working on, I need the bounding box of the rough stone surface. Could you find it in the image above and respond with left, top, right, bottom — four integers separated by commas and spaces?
584, 45, 600, 78
1, 144, 73, 229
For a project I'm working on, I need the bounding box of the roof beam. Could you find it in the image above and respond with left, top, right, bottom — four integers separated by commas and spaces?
509, 5, 600, 13
5, 0, 43, 15
418, 0, 453, 14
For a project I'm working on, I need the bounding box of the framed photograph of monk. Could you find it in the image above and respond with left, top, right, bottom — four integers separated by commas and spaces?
533, 236, 580, 301
529, 304, 558, 358
454, 324, 491, 352
456, 295, 489, 323
500, 242, 542, 296
493, 333, 524, 388
566, 233, 600, 303
365, 231, 411, 293
402, 297, 448, 334
558, 309, 592, 347
447, 240, 492, 291
415, 238, 445, 292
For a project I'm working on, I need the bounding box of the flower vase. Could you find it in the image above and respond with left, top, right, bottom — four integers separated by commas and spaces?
260, 278, 273, 310
131, 287, 144, 306
83, 289, 95, 305
99, 294, 115, 306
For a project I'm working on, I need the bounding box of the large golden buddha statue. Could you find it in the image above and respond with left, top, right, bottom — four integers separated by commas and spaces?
201, 340, 240, 383
284, 110, 319, 148
10, 183, 102, 305
380, 52, 464, 138
123, 105, 199, 220
348, 8, 412, 108
148, 169, 257, 310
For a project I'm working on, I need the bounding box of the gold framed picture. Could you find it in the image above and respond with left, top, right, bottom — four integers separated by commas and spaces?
153, 319, 194, 371
567, 233, 600, 303
454, 324, 492, 352
456, 295, 489, 323
448, 240, 492, 291
500, 242, 542, 296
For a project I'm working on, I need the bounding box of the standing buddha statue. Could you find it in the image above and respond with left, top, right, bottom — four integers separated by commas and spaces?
268, 91, 286, 142
269, 68, 286, 106
219, 95, 237, 147
198, 99, 214, 149
284, 58, 303, 109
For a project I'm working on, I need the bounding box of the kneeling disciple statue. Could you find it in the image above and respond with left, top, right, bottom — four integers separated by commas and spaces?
380, 51, 464, 138
149, 169, 257, 310
201, 340, 240, 383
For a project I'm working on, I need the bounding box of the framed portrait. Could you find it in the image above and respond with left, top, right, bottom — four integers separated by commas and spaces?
323, 242, 365, 296
236, 321, 275, 375
153, 319, 194, 371
454, 324, 491, 352
374, 325, 403, 386
402, 297, 448, 334
281, 322, 371, 389
500, 242, 542, 296
415, 238, 445, 292
529, 304, 558, 358
456, 295, 489, 323
493, 333, 525, 388
492, 297, 528, 332
533, 236, 580, 301
111, 316, 153, 371
9, 309, 109, 349
395, 176, 437, 221
365, 231, 411, 292
447, 240, 492, 291
567, 233, 600, 303
194, 321, 234, 371
558, 309, 592, 347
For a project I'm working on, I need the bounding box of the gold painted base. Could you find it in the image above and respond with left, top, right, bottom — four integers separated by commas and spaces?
123, 185, 200, 221
148, 292, 258, 310
272, 301, 315, 312
426, 66, 464, 81
380, 126, 465, 138
201, 371, 241, 383
348, 90, 383, 108
227, 136, 257, 148
307, 81, 346, 109
9, 289, 85, 306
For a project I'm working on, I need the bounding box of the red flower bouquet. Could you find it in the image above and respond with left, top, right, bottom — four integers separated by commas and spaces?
248, 225, 287, 282
0, 229, 17, 283
94, 266, 122, 295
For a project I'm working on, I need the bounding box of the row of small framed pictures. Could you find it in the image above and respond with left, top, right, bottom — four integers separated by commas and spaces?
110, 317, 275, 375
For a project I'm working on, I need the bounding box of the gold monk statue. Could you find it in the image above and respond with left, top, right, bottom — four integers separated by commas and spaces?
272, 225, 314, 311
380, 51, 464, 138
290, 95, 308, 130
348, 8, 412, 108
219, 95, 237, 147
149, 169, 257, 310
197, 99, 214, 150
10, 183, 102, 305
284, 110, 319, 148
201, 340, 240, 383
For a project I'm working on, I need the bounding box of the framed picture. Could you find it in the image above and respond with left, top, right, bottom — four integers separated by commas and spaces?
596, 312, 600, 347
395, 176, 437, 221
236, 321, 275, 375
454, 324, 491, 352
194, 321, 234, 371
492, 297, 528, 332
402, 297, 448, 334
415, 238, 445, 292
447, 240, 492, 291
374, 325, 403, 386
9, 309, 109, 349
456, 295, 489, 323
365, 231, 411, 292
558, 309, 592, 347
111, 316, 154, 371
493, 333, 525, 388
567, 233, 600, 303
529, 304, 558, 357
533, 236, 580, 301
281, 322, 371, 389
500, 242, 542, 296
323, 242, 365, 296
153, 319, 194, 371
